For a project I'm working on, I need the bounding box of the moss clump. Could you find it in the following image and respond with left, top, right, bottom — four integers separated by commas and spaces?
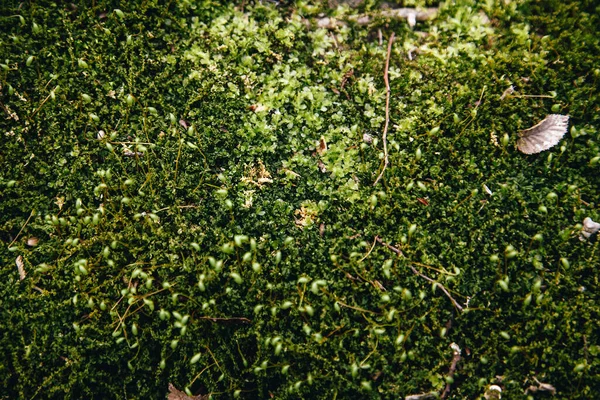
1, 0, 599, 398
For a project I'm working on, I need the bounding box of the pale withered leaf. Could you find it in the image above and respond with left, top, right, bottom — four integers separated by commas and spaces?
580, 217, 600, 241
517, 114, 569, 154
316, 136, 327, 156
16, 255, 26, 280
167, 383, 207, 400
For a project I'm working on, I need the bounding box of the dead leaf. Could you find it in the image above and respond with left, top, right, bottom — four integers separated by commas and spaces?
318, 160, 327, 173
55, 196, 65, 210
241, 161, 272, 187
580, 217, 600, 241
27, 237, 39, 247
167, 383, 207, 400
525, 377, 556, 396
483, 385, 502, 400
16, 255, 26, 280
517, 114, 569, 154
316, 136, 327, 156
248, 104, 267, 113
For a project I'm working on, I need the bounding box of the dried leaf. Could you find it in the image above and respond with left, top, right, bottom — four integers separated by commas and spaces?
517, 114, 569, 154
16, 255, 26, 280
27, 237, 39, 247
248, 104, 267, 112
54, 196, 65, 210
483, 184, 493, 196
317, 160, 327, 173
316, 136, 327, 156
526, 377, 556, 395
580, 217, 600, 241
483, 385, 502, 400
167, 383, 207, 400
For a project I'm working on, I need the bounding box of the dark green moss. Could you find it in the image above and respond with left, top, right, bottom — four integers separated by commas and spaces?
1, 0, 598, 398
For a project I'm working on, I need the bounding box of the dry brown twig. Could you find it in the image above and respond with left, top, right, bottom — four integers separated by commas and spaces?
406, 343, 461, 400
168, 383, 208, 400
375, 236, 403, 256
405, 392, 438, 400
7, 209, 36, 248
197, 316, 251, 324
373, 32, 395, 186
410, 265, 464, 312
441, 343, 462, 399
316, 8, 439, 29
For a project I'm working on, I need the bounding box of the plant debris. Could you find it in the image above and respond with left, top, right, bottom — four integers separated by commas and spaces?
580, 217, 600, 241
167, 383, 208, 400
484, 385, 503, 400
525, 377, 557, 396
516, 114, 569, 154
16, 255, 26, 280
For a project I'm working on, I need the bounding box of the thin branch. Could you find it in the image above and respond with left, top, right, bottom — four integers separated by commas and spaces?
373, 32, 395, 186
358, 235, 378, 262
513, 94, 555, 99
410, 265, 464, 312
189, 362, 216, 386
154, 204, 202, 213
329, 294, 379, 314
441, 343, 462, 399
29, 86, 58, 119
376, 236, 464, 311
8, 209, 35, 248
315, 8, 439, 29
197, 316, 251, 324
174, 128, 183, 184
375, 236, 403, 257
405, 393, 437, 400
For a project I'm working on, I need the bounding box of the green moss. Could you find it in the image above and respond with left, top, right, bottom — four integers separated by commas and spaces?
1, 0, 599, 398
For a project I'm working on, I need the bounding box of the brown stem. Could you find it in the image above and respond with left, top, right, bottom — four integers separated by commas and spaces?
197, 316, 251, 324
373, 32, 395, 186
410, 265, 464, 312
7, 209, 35, 248
375, 236, 403, 256
376, 236, 464, 311
441, 343, 462, 399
